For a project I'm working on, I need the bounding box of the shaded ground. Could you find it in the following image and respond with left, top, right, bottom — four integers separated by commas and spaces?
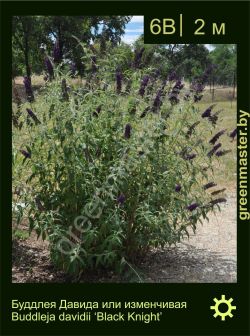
12, 192, 236, 283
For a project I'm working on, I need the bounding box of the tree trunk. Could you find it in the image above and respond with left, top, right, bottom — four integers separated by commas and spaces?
232, 71, 236, 99
22, 20, 31, 78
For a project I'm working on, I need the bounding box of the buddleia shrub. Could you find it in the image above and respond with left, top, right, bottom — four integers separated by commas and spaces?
13, 61, 232, 275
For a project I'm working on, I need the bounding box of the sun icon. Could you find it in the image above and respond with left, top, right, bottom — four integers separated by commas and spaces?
210, 295, 236, 321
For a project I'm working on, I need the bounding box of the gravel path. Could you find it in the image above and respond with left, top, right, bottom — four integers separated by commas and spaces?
12, 193, 237, 283
141, 192, 237, 283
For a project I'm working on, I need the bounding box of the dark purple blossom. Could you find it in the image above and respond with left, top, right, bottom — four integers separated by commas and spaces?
215, 149, 232, 157
229, 128, 237, 141
168, 70, 177, 81
139, 75, 150, 97
20, 149, 31, 159
61, 79, 69, 101
184, 92, 191, 101
207, 108, 222, 126
208, 114, 218, 125
193, 94, 203, 103
175, 184, 182, 192
45, 57, 54, 79
23, 76, 34, 102
117, 193, 126, 205
209, 129, 226, 145
191, 81, 205, 103
187, 203, 199, 211
184, 153, 197, 160
152, 89, 162, 113
202, 106, 213, 118
134, 47, 145, 68
173, 80, 184, 92
124, 124, 131, 139
152, 68, 161, 79
26, 108, 41, 125
210, 198, 227, 206
53, 40, 62, 63
116, 69, 122, 94
201, 104, 216, 118
186, 121, 200, 138
211, 188, 226, 196
93, 105, 102, 117
140, 106, 150, 118
191, 82, 205, 94
169, 80, 184, 104
169, 93, 179, 105
207, 143, 222, 157
203, 182, 217, 190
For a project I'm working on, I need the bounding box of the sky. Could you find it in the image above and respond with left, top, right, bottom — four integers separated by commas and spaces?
121, 16, 144, 45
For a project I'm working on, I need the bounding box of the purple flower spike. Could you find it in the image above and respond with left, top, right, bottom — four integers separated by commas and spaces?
139, 75, 150, 97
124, 124, 131, 139
168, 70, 177, 81
202, 108, 212, 118
186, 121, 200, 138
209, 129, 226, 145
134, 47, 145, 68
185, 153, 197, 160
140, 106, 150, 118
207, 143, 222, 157
173, 80, 184, 92
202, 104, 216, 118
169, 93, 179, 105
117, 193, 125, 205
187, 203, 199, 211
175, 184, 182, 192
229, 128, 237, 141
26, 108, 41, 125
20, 149, 31, 159
191, 81, 205, 103
215, 149, 232, 157
152, 89, 162, 113
210, 198, 227, 206
203, 182, 217, 190
93, 105, 102, 117
116, 70, 122, 94
23, 76, 34, 102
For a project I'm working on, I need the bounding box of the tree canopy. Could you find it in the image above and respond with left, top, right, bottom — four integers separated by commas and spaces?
12, 16, 236, 87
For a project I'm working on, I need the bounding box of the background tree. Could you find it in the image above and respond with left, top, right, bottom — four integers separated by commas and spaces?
12, 16, 132, 78
209, 44, 236, 87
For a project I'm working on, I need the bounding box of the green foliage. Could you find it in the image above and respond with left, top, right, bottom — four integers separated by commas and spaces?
12, 16, 132, 77
12, 228, 29, 240
13, 56, 228, 275
209, 44, 236, 85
